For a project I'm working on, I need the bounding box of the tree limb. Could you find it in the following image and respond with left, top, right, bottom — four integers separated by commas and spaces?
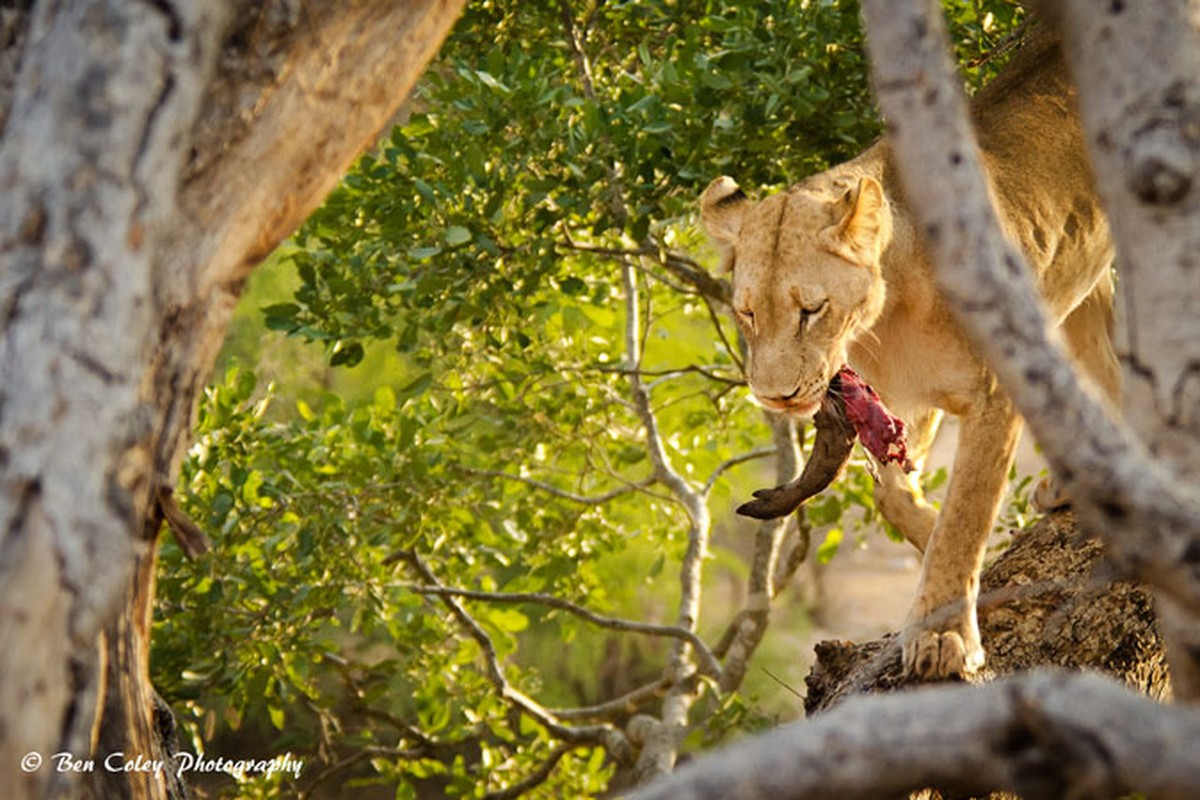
393, 583, 723, 679
480, 746, 572, 800
395, 550, 633, 760
627, 671, 1200, 800
701, 446, 777, 497
1033, 0, 1200, 702
551, 677, 673, 722
621, 254, 711, 783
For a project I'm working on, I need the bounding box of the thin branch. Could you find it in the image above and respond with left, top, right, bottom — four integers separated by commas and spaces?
963, 17, 1031, 69
558, 238, 732, 304
701, 289, 744, 376
712, 413, 800, 692
628, 671, 1200, 800
622, 249, 713, 785
551, 677, 673, 722
702, 445, 777, 497
588, 363, 745, 387
299, 746, 423, 800
480, 746, 572, 800
394, 550, 631, 756
393, 583, 723, 679
622, 263, 703, 517
466, 468, 656, 506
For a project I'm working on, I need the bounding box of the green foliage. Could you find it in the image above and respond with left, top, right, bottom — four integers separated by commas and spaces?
271, 0, 883, 366
155, 2, 1029, 797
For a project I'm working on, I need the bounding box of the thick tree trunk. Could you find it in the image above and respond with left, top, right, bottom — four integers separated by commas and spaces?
1034, 0, 1200, 702
0, 3, 463, 799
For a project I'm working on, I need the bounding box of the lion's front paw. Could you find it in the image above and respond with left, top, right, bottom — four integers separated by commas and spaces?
901, 608, 984, 681
902, 629, 981, 680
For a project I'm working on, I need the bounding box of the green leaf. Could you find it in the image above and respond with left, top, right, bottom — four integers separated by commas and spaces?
816, 528, 844, 564
399, 372, 433, 401
409, 245, 442, 260
443, 225, 472, 246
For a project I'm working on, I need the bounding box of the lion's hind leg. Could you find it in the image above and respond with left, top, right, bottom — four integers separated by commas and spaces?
1034, 272, 1120, 510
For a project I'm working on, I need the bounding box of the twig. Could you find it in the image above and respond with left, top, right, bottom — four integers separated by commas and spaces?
760, 666, 806, 702
556, 238, 731, 304
465, 468, 656, 506
702, 446, 777, 497
480, 746, 573, 800
700, 289, 744, 376
963, 17, 1031, 69
588, 363, 744, 387
551, 677, 672, 721
394, 550, 631, 756
299, 746, 422, 800
392, 583, 723, 679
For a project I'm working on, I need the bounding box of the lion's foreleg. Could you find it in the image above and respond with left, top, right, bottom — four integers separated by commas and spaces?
901, 387, 1021, 680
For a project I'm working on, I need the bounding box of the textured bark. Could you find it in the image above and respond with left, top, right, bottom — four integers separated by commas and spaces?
804, 511, 1167, 716
628, 670, 1200, 800
1034, 0, 1200, 702
0, 2, 463, 799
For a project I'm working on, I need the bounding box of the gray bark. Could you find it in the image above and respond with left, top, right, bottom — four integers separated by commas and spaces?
0, 2, 464, 799
1034, 0, 1200, 702
628, 670, 1200, 800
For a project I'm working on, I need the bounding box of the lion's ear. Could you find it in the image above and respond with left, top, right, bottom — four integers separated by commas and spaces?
820, 176, 888, 267
700, 176, 747, 245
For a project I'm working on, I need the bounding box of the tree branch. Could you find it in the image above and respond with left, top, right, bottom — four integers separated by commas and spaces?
466, 468, 656, 506
859, 0, 1200, 617
627, 671, 1200, 800
394, 550, 632, 759
1033, 0, 1200, 701
393, 583, 723, 679
701, 446, 777, 498
551, 677, 673, 722
480, 746, 572, 800
558, 238, 732, 305
622, 256, 712, 783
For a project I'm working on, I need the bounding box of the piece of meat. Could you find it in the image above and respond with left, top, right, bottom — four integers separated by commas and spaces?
836, 366, 912, 471
736, 367, 912, 521
737, 373, 857, 520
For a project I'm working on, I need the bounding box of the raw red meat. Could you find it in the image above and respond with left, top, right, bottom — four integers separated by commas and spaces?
737, 366, 913, 521
836, 366, 913, 471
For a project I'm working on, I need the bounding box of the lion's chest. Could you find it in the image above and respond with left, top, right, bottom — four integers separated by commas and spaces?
847, 311, 982, 420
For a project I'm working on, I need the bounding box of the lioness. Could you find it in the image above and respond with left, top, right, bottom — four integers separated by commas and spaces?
700, 39, 1118, 679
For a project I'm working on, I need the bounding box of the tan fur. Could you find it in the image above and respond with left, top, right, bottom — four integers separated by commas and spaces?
700, 40, 1118, 679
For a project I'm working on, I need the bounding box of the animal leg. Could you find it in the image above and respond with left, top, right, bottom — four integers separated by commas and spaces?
901, 385, 1022, 680
1034, 273, 1121, 510
873, 407, 942, 552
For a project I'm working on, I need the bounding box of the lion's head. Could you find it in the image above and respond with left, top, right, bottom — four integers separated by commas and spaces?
700, 174, 890, 417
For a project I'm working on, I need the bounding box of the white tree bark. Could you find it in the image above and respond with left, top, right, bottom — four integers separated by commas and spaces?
0, 6, 228, 797
0, 2, 464, 798
628, 671, 1200, 800
1033, 0, 1200, 701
